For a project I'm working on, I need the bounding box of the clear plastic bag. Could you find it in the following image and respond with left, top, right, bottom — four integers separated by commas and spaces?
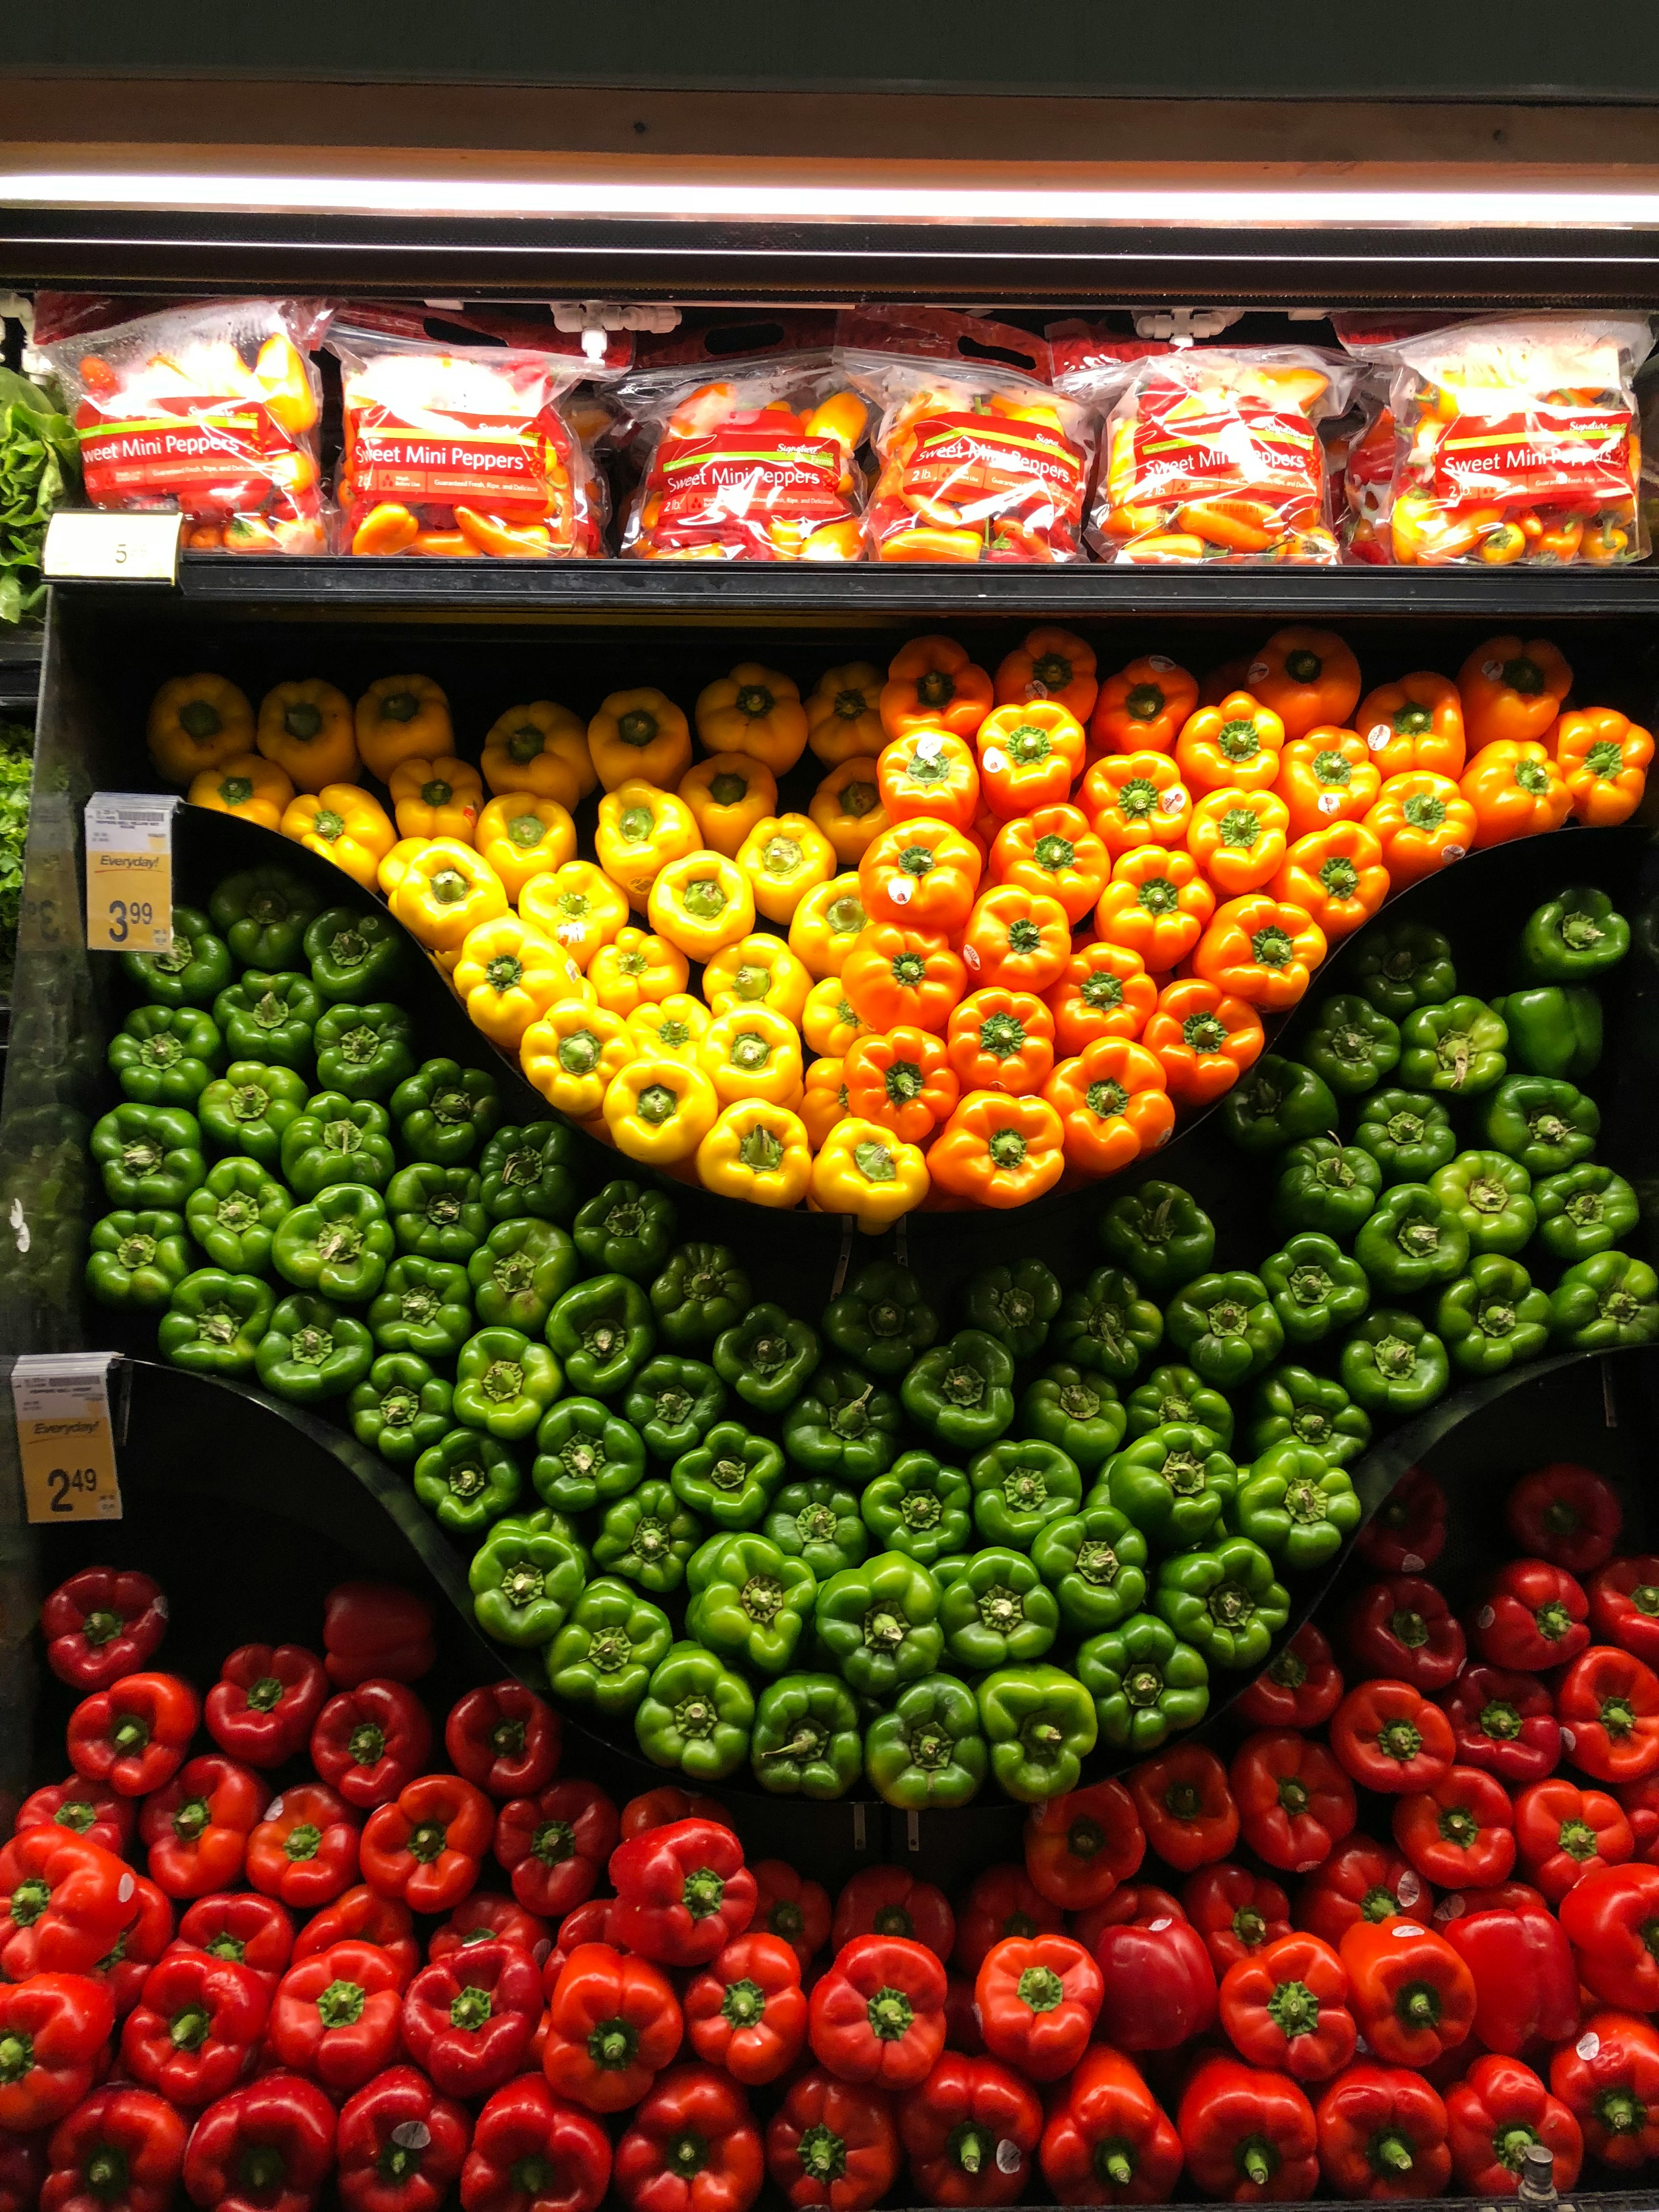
1332, 378, 1396, 566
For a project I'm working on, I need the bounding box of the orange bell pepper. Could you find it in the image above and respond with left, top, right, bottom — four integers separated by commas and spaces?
1362, 772, 1478, 889
877, 731, 980, 831
1248, 627, 1361, 741
1043, 1036, 1176, 1176
1458, 636, 1573, 748
695, 664, 810, 774
841, 922, 966, 1037
810, 758, 889, 864
1185, 788, 1291, 896
677, 754, 778, 858
588, 689, 693, 794
1353, 673, 1467, 782
1175, 692, 1287, 796
256, 679, 358, 793
800, 1058, 849, 1150
1046, 940, 1158, 1057
976, 701, 1087, 818
990, 804, 1108, 925
960, 884, 1072, 995
995, 627, 1099, 722
1200, 658, 1253, 707
1191, 894, 1326, 1012
1081, 752, 1194, 858
1142, 977, 1265, 1107
926, 1090, 1066, 1210
858, 817, 981, 932
945, 988, 1056, 1098
1272, 821, 1390, 940
1460, 741, 1573, 847
1089, 656, 1198, 757
1274, 730, 1382, 841
1094, 845, 1216, 971
1553, 707, 1654, 826
807, 663, 887, 764
844, 1027, 961, 1146
880, 637, 994, 743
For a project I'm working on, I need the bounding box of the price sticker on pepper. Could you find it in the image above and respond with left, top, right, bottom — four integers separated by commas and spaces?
10, 1353, 123, 1522
85, 793, 178, 955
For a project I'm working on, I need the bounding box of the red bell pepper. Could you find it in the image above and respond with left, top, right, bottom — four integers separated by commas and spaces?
1183, 1863, 1291, 1975
336, 2065, 471, 2212
16, 1777, 133, 1859
1473, 1558, 1590, 1672
608, 1818, 756, 1968
807, 1933, 946, 2088
1230, 1732, 1355, 1876
1560, 1859, 1659, 2010
1236, 1623, 1343, 1731
120, 1944, 268, 2107
495, 1782, 618, 1921
1438, 1898, 1578, 2054
1339, 1919, 1475, 2068
1392, 1763, 1516, 1887
544, 1897, 615, 1986
1294, 1838, 1426, 1949
542, 1942, 683, 2113
246, 1783, 361, 1909
613, 2061, 763, 2212
42, 1569, 167, 1692
310, 1680, 432, 1811
1022, 1780, 1143, 1910
401, 1937, 542, 2099
1354, 1466, 1446, 1575
460, 2073, 610, 2212
898, 2052, 1041, 2208
66, 1673, 198, 1798
179, 2070, 336, 2212
43, 2082, 186, 2212
266, 1937, 405, 2094
1345, 1576, 1464, 1694
0, 1828, 137, 1981
176, 1891, 293, 1986
949, 1868, 1062, 1976
833, 1867, 954, 1963
1549, 2007, 1659, 2170
1069, 1882, 1183, 1958
750, 1859, 831, 1973
1505, 1462, 1621, 1574
0, 1972, 115, 2133
1177, 2055, 1319, 2202
942, 1971, 983, 2055
138, 1753, 267, 1899
361, 1773, 493, 1915
973, 1933, 1101, 2083
322, 1581, 435, 1690
1314, 2060, 1450, 2199
1446, 2052, 1583, 2197
618, 1786, 727, 1840
446, 1681, 562, 1799
1329, 1680, 1454, 1794
1439, 1662, 1559, 1783
765, 2066, 900, 2212
1220, 1932, 1356, 2085
92, 1873, 172, 2016
0, 2130, 40, 2212
429, 1890, 550, 1965
1588, 1554, 1659, 1666
290, 1884, 418, 1985
1618, 1770, 1659, 1862
1092, 1909, 1217, 2052
1038, 2044, 1182, 2207
685, 1931, 807, 2086
1514, 1775, 1634, 1901
1557, 1643, 1659, 1782
1126, 1744, 1239, 1872
205, 1646, 327, 1770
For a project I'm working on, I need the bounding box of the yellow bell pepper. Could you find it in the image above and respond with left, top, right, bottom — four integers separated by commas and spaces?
647, 851, 755, 962
801, 1057, 849, 1149
256, 679, 358, 792
678, 754, 779, 857
588, 688, 693, 793
188, 753, 293, 833
603, 1054, 720, 1165
803, 976, 874, 1059
788, 873, 870, 980
389, 838, 509, 953
588, 927, 690, 1016
147, 674, 254, 785
810, 1117, 930, 1230
355, 674, 453, 782
695, 664, 810, 774
697, 1100, 814, 1209
388, 756, 485, 843
378, 838, 426, 896
810, 757, 888, 865
699, 1005, 804, 1108
595, 782, 700, 909
474, 795, 578, 903
279, 784, 396, 890
480, 701, 595, 808
626, 994, 710, 1066
454, 916, 585, 1049
806, 662, 887, 764
737, 814, 838, 925
702, 934, 813, 1023
520, 862, 630, 969
521, 1001, 634, 1120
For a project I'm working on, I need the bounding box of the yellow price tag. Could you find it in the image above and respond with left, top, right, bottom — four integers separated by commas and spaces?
85, 794, 177, 956
11, 1354, 123, 1523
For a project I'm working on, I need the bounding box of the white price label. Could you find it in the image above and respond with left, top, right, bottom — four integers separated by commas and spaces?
11, 1353, 123, 1523
44, 510, 183, 584
85, 794, 178, 955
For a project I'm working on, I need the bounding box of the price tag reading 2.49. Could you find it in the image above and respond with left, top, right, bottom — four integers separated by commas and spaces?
85, 794, 178, 955
11, 1354, 124, 1523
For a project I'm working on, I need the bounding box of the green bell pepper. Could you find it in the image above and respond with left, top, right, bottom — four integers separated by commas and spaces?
766, 1480, 868, 1580
1052, 1270, 1163, 1385
593, 1481, 704, 1592
1353, 1184, 1469, 1295
1302, 994, 1401, 1098
1399, 997, 1508, 1096
962, 1261, 1062, 1360
347, 1352, 451, 1466
1078, 1613, 1210, 1752
533, 1398, 647, 1514
1516, 888, 1630, 982
210, 866, 319, 969
93, 1104, 205, 1211
254, 1292, 374, 1402
159, 1268, 273, 1376
212, 971, 319, 1071
478, 1122, 580, 1226
108, 1005, 222, 1106
547, 1274, 656, 1398
712, 1304, 821, 1412
545, 1578, 672, 1717
367, 1256, 473, 1358
86, 1209, 191, 1309
452, 1325, 563, 1441
683, 1532, 816, 1675
1154, 1535, 1288, 1672
185, 1158, 290, 1274
938, 1547, 1058, 1670
1165, 1271, 1283, 1386
1340, 1309, 1452, 1414
571, 1179, 678, 1280
977, 1665, 1098, 1802
864, 1672, 987, 1808
392, 1060, 501, 1168
200, 1062, 310, 1168
671, 1423, 786, 1531
1437, 1255, 1552, 1375
1104, 1424, 1237, 1552
789, 1361, 906, 1480
313, 1003, 417, 1102
1271, 1137, 1382, 1238
1098, 1180, 1215, 1295
1030, 1501, 1148, 1635
273, 1183, 395, 1303
1429, 1150, 1536, 1256
1220, 1055, 1340, 1156
387, 1165, 486, 1264
1020, 1365, 1125, 1475
1491, 985, 1603, 1083
1352, 920, 1458, 1018
304, 905, 405, 1004
967, 1440, 1083, 1551
822, 1262, 940, 1377
1477, 1076, 1600, 1178
815, 1551, 944, 1700
1259, 1233, 1370, 1345
1352, 1089, 1458, 1188
750, 1673, 862, 1799
413, 1427, 523, 1535
467, 1218, 578, 1332
1125, 1365, 1233, 1447
469, 1522, 585, 1646
1550, 1252, 1659, 1351
634, 1642, 754, 1781
1247, 1366, 1371, 1467
1535, 1165, 1641, 1261
122, 906, 231, 1008
280, 1093, 394, 1199
650, 1243, 752, 1350
625, 1357, 727, 1462
861, 1451, 973, 1567
1234, 1442, 1362, 1571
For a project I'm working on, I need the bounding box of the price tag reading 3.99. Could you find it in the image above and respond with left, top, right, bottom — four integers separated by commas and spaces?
85, 794, 178, 956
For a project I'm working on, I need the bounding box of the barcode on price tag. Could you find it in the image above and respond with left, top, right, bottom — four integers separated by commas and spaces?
85, 794, 178, 955
11, 1354, 123, 1523
43, 510, 183, 584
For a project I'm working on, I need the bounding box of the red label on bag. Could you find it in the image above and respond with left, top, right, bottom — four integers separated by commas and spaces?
654, 426, 845, 523
1125, 393, 1320, 503
350, 414, 552, 504
80, 407, 280, 502
1430, 406, 1634, 507
902, 413, 1085, 515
